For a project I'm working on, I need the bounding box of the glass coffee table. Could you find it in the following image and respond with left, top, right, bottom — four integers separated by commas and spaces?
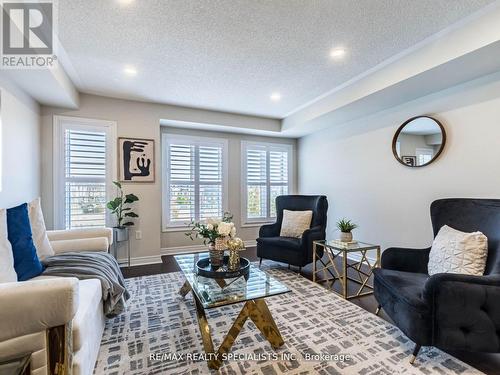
175, 253, 290, 370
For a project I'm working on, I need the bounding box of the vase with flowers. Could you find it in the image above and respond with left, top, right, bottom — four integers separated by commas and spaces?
186, 212, 236, 267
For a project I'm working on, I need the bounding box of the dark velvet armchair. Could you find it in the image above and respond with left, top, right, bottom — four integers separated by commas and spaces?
256, 195, 328, 271
373, 199, 500, 364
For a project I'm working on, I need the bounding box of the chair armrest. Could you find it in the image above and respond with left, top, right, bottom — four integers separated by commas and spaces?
0, 278, 79, 342
301, 226, 324, 245
259, 222, 280, 238
381, 247, 430, 273
301, 226, 325, 263
47, 228, 113, 245
50, 237, 109, 254
422, 273, 500, 350
423, 273, 500, 301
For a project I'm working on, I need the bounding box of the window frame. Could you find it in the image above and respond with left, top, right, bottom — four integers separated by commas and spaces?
241, 141, 293, 226
162, 133, 229, 231
415, 147, 434, 166
53, 116, 117, 230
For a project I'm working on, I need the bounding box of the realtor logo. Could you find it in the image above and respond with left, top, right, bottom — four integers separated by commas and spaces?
1, 1, 57, 68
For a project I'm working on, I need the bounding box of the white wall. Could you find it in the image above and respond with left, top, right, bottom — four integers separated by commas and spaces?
0, 77, 40, 208
40, 93, 295, 264
298, 74, 500, 251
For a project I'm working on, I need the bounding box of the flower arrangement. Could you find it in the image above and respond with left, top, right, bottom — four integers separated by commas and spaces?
186, 212, 236, 245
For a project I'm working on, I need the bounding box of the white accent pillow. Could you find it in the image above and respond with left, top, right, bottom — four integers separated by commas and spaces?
28, 198, 54, 260
0, 209, 17, 283
428, 225, 488, 276
280, 210, 313, 238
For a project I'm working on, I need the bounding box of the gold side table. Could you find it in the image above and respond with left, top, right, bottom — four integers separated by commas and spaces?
313, 240, 381, 299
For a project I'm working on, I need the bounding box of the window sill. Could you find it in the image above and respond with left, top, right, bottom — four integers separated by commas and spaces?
240, 221, 275, 228
162, 226, 191, 233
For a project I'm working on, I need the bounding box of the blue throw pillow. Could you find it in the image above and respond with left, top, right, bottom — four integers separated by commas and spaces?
7, 203, 43, 281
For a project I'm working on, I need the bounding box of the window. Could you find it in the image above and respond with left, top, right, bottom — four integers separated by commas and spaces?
242, 141, 292, 223
53, 116, 116, 229
416, 147, 434, 166
162, 134, 228, 229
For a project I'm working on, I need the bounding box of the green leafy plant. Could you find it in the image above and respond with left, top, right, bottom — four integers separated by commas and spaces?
336, 218, 358, 233
185, 212, 235, 245
106, 181, 139, 227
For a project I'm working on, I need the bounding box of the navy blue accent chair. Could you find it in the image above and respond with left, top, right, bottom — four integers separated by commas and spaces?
373, 198, 500, 363
256, 195, 328, 270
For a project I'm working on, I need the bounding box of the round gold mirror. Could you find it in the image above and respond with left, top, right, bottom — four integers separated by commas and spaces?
392, 116, 446, 167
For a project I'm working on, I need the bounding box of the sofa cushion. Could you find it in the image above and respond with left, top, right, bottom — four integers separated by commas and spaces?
7, 203, 43, 281
72, 279, 103, 351
280, 210, 312, 238
428, 225, 488, 276
256, 236, 301, 251
0, 209, 16, 283
28, 198, 54, 260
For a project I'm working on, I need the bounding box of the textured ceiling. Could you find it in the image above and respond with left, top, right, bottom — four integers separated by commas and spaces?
58, 0, 495, 118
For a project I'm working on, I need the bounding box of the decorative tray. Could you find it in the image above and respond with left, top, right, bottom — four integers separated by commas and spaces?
196, 256, 250, 280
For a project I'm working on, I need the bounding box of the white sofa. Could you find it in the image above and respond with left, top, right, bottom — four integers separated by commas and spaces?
0, 227, 113, 375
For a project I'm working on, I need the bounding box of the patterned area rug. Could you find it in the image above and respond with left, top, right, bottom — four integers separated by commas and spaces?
94, 265, 482, 374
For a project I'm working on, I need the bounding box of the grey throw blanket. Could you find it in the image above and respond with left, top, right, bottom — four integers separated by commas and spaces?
42, 252, 130, 317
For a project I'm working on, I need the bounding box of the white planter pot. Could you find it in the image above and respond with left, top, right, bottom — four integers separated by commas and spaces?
340, 231, 353, 243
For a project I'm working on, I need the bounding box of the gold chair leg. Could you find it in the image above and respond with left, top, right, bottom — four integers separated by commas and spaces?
409, 344, 421, 365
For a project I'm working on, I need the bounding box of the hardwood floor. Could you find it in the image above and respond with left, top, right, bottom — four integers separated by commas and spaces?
121, 247, 500, 375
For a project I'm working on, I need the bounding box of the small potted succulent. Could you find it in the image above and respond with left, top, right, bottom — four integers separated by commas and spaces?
336, 218, 358, 243
106, 181, 139, 242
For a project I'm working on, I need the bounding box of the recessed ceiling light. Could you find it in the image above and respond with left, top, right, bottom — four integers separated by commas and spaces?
330, 48, 346, 60
123, 66, 137, 76
270, 92, 281, 101
117, 0, 135, 5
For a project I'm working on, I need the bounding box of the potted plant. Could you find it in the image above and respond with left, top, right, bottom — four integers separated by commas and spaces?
106, 181, 139, 242
336, 218, 358, 243
186, 212, 236, 266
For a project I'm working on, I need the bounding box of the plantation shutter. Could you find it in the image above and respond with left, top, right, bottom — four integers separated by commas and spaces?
168, 143, 195, 223
269, 150, 289, 217
199, 145, 223, 219
246, 146, 267, 219
243, 142, 291, 222
164, 135, 226, 227
64, 129, 107, 229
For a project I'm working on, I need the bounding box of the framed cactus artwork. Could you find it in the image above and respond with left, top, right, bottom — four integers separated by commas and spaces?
118, 137, 155, 183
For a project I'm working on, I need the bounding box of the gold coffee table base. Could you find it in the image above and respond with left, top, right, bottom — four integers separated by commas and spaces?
179, 281, 284, 370
313, 241, 381, 300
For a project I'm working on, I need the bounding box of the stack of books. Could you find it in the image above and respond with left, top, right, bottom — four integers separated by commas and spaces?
329, 239, 359, 249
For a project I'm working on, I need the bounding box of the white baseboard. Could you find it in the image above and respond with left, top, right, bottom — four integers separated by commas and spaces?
346, 253, 377, 264
117, 255, 162, 267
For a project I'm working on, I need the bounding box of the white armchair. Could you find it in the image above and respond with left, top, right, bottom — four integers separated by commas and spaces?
0, 227, 114, 375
